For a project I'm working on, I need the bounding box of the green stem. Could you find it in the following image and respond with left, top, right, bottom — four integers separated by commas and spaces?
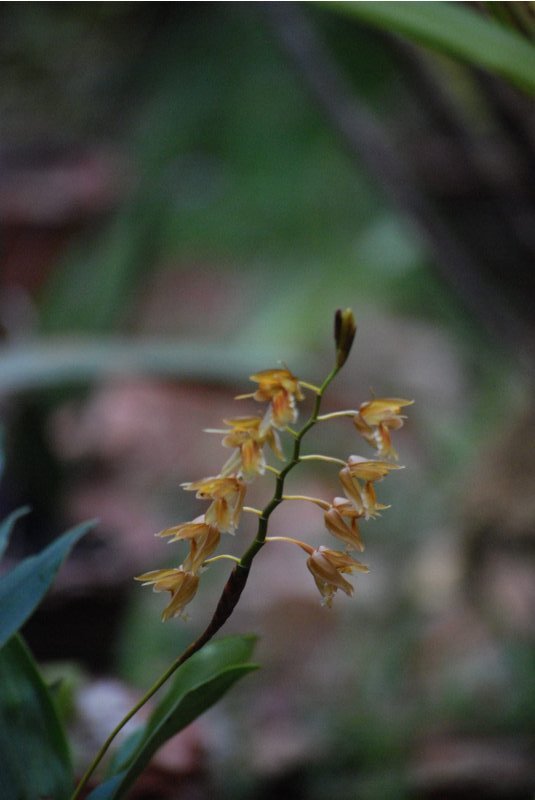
70, 363, 340, 800
71, 653, 189, 799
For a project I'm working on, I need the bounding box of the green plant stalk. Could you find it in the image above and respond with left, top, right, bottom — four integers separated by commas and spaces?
70, 363, 340, 800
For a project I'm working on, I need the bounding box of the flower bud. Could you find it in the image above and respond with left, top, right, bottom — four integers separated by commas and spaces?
334, 308, 357, 367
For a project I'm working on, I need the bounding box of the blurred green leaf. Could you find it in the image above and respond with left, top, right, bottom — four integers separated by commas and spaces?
88, 635, 258, 800
0, 635, 72, 800
324, 1, 535, 93
0, 507, 30, 561
0, 338, 304, 393
0, 519, 96, 648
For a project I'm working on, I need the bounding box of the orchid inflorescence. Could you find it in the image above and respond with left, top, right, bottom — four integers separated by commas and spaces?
136, 310, 412, 619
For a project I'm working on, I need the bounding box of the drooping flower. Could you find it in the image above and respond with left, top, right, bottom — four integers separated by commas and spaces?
157, 515, 221, 573
135, 568, 199, 621
208, 416, 284, 481
324, 503, 365, 552
237, 368, 304, 430
306, 546, 368, 607
339, 466, 390, 520
353, 398, 413, 459
181, 476, 246, 533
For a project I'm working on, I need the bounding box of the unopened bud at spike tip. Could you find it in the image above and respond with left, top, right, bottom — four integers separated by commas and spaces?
334, 308, 357, 367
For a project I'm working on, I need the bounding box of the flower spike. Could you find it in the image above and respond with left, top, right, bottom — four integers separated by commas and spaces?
136, 310, 411, 622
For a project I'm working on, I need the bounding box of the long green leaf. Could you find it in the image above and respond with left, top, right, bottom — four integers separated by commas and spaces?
145, 634, 257, 736
324, 2, 535, 94
0, 635, 72, 800
89, 666, 257, 800
0, 519, 96, 648
0, 507, 30, 561
0, 338, 304, 394
109, 635, 257, 775
88, 636, 258, 800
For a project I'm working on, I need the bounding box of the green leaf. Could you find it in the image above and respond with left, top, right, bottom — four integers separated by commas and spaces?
323, 1, 535, 94
0, 338, 303, 394
87, 635, 258, 800
145, 634, 257, 735
107, 634, 258, 776
0, 635, 72, 800
0, 519, 96, 648
0, 507, 30, 561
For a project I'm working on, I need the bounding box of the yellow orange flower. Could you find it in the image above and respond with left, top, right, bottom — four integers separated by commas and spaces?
157, 515, 221, 574
237, 368, 304, 430
339, 466, 389, 520
211, 416, 284, 481
181, 476, 246, 533
307, 546, 368, 607
353, 398, 413, 459
135, 568, 199, 621
248, 368, 304, 402
324, 504, 364, 552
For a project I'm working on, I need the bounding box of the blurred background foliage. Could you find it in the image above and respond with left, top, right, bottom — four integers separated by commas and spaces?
0, 2, 534, 799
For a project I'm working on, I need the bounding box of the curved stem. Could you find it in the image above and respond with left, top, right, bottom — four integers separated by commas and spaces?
71, 655, 189, 799
71, 564, 249, 799
70, 363, 340, 799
